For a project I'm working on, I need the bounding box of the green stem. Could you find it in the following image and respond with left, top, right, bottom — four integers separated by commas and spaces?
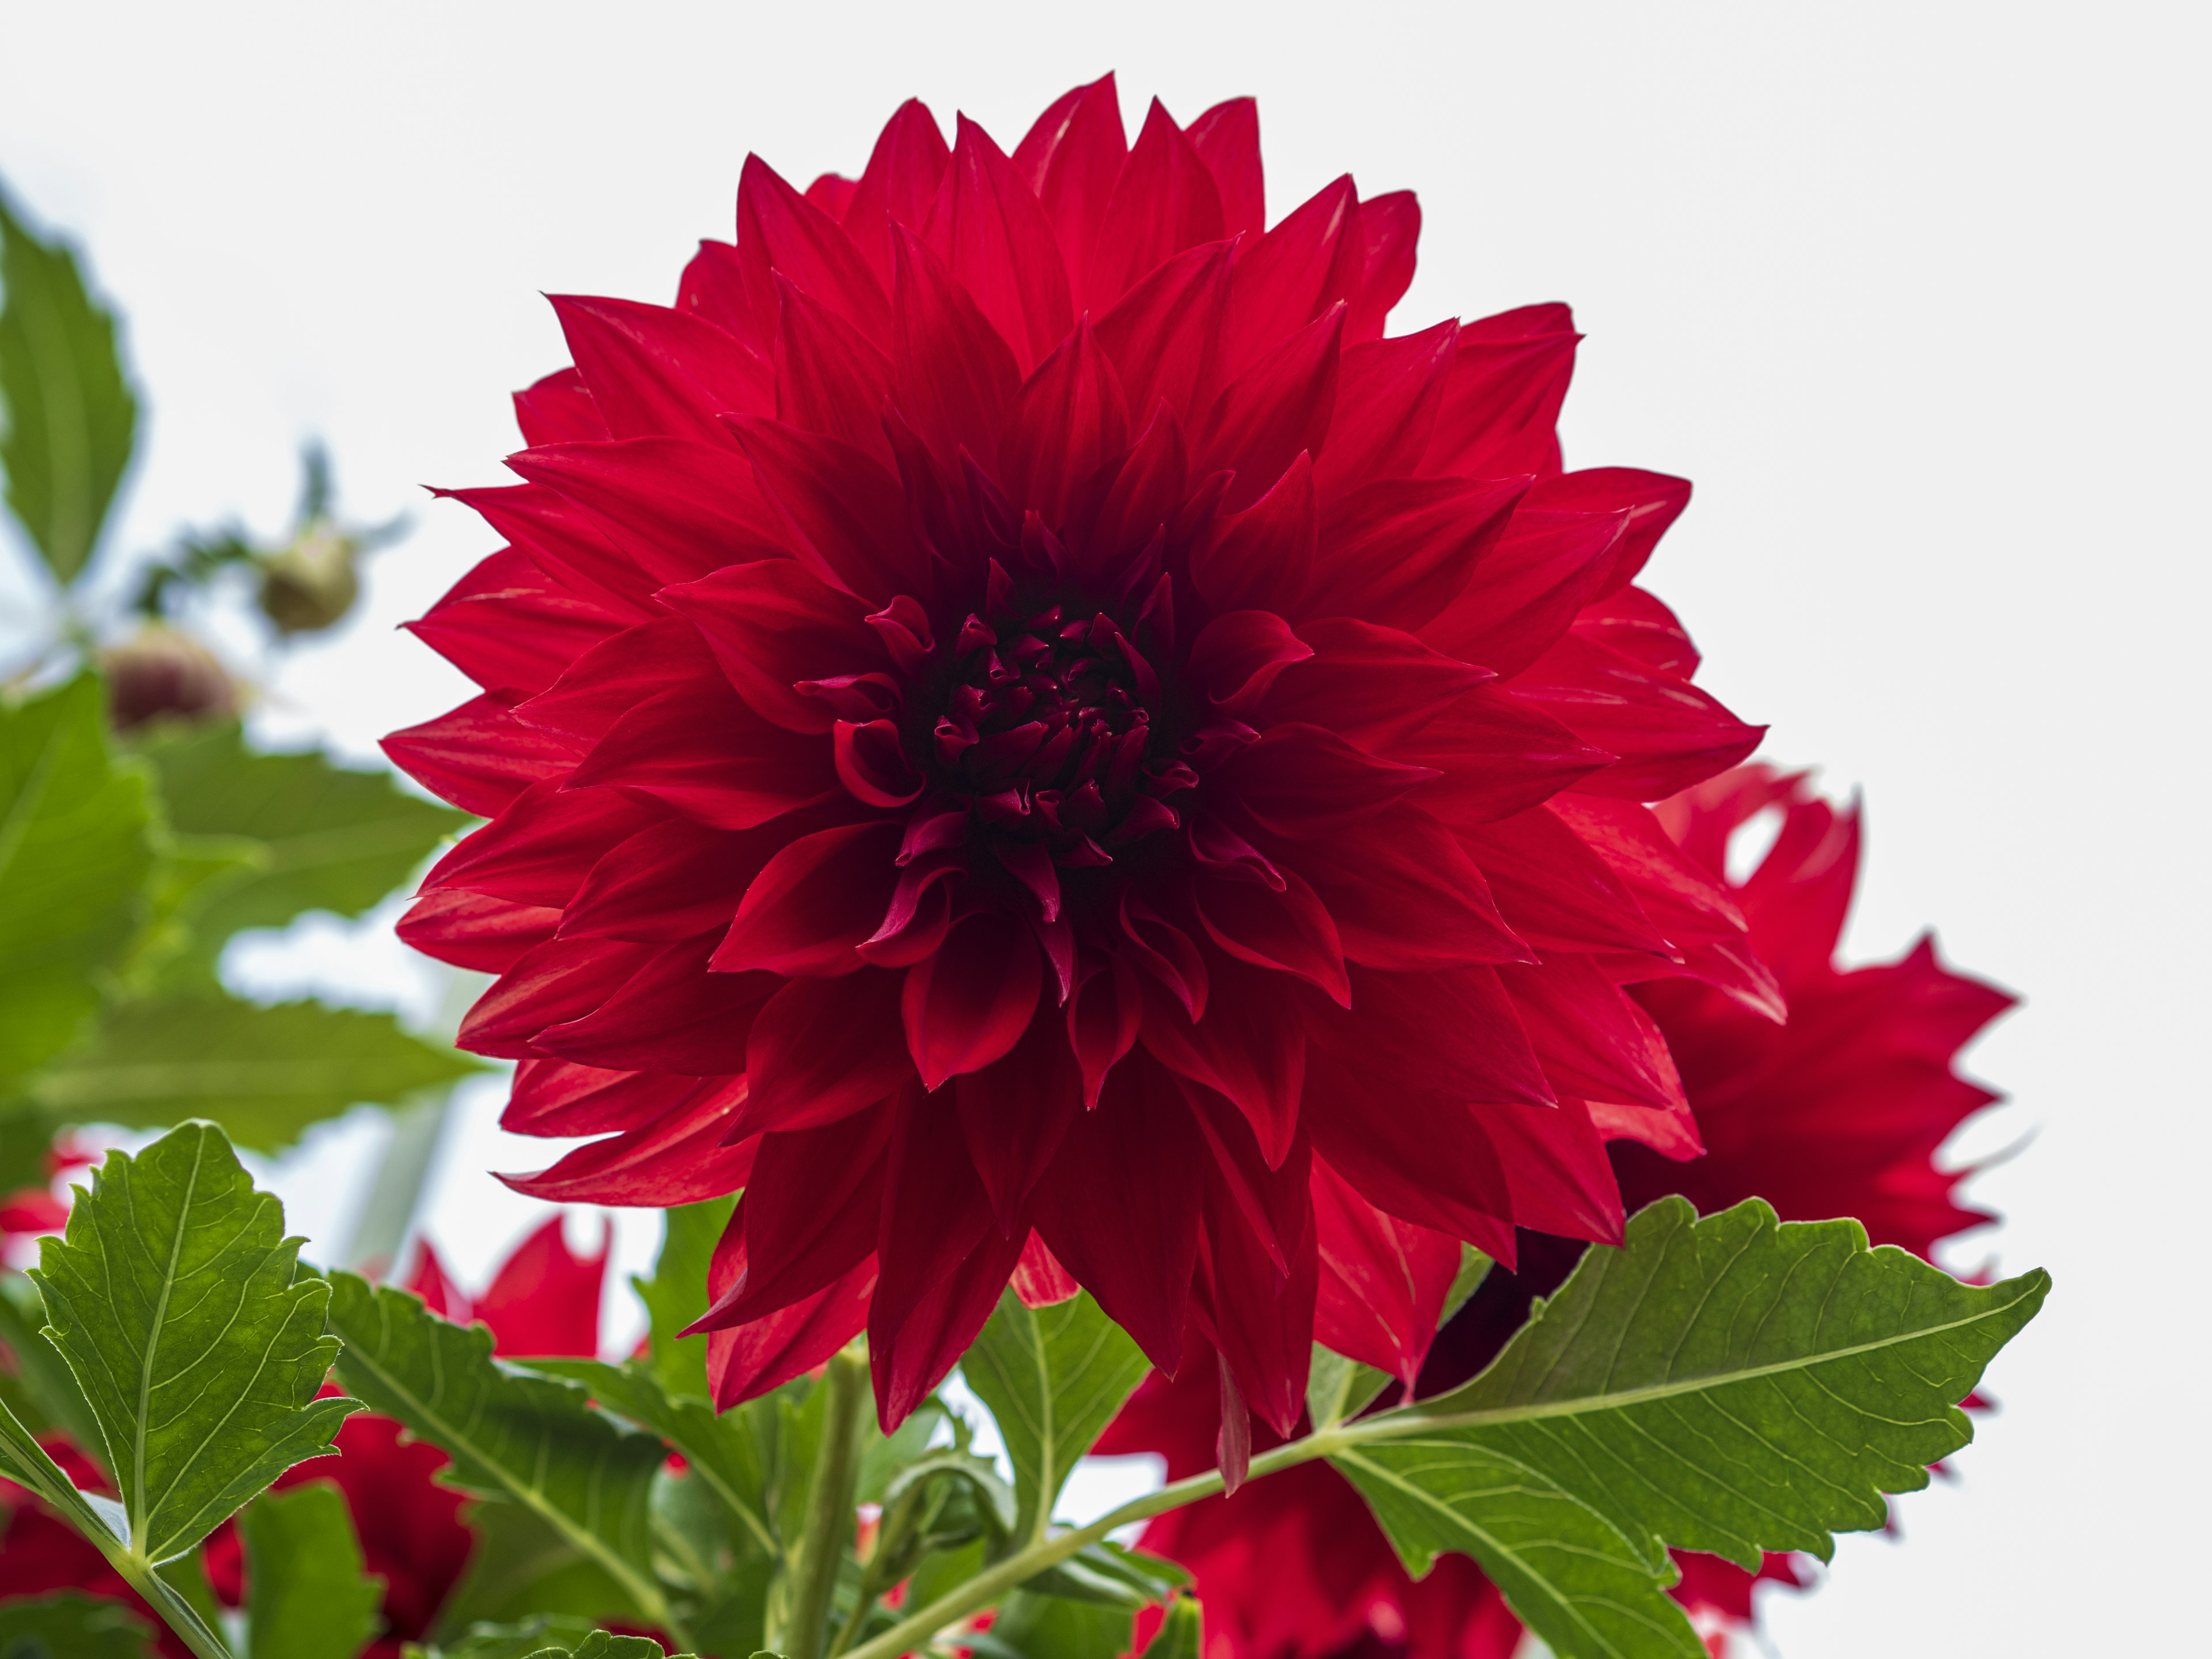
787, 1342, 870, 1659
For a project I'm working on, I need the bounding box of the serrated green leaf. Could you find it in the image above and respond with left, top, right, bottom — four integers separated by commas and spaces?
1304, 1344, 1392, 1433
323, 1274, 671, 1633
0, 1589, 157, 1658
0, 676, 152, 1084
0, 1271, 107, 1468
28, 1122, 357, 1563
1137, 1595, 1200, 1659
32, 995, 482, 1152
961, 1290, 1150, 1547
631, 1195, 734, 1404
962, 1590, 1130, 1659
523, 1634, 677, 1659
410, 1615, 600, 1659
1018, 1539, 1186, 1608
130, 722, 464, 950
241, 1481, 384, 1659
1331, 1197, 2050, 1659
0, 189, 137, 586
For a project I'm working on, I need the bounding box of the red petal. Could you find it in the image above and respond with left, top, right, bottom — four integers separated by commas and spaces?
1275, 802, 1532, 971
1191, 1152, 1317, 1440
1187, 453, 1315, 614
1388, 685, 1616, 825
714, 821, 903, 976
842, 98, 952, 288
514, 616, 714, 747
1314, 963, 1554, 1109
1185, 97, 1264, 243
734, 968, 912, 1136
1013, 74, 1128, 313
1534, 466, 1692, 598
1066, 950, 1143, 1108
442, 482, 658, 620
1087, 99, 1226, 309
1192, 868, 1348, 1007
397, 889, 557, 974
1476, 1095, 1626, 1244
736, 153, 891, 349
1259, 616, 1490, 749
1195, 304, 1344, 513
1185, 610, 1312, 717
703, 1245, 877, 1410
507, 438, 787, 586
1306, 475, 1528, 634
955, 1004, 1082, 1232
1315, 320, 1457, 497
1547, 796, 1750, 941
889, 223, 1021, 475
999, 319, 1131, 526
458, 934, 652, 1060
902, 910, 1044, 1089
660, 559, 879, 734
1137, 954, 1308, 1168
703, 1103, 893, 1325
423, 776, 660, 908
535, 934, 778, 1075
550, 294, 772, 447
1576, 584, 1700, 679
772, 276, 897, 467
1422, 303, 1578, 480
929, 115, 1073, 374
1514, 633, 1764, 801
513, 365, 607, 445
1215, 721, 1439, 840
559, 815, 778, 944
1310, 1157, 1461, 1388
404, 545, 620, 702
472, 1216, 605, 1358
501, 1077, 755, 1206
1498, 955, 1689, 1112
1093, 241, 1234, 431
1011, 1231, 1080, 1307
725, 416, 933, 603
1454, 804, 1673, 958
806, 173, 856, 218
1346, 191, 1421, 344
1222, 175, 1362, 382
872, 1208, 1029, 1430
677, 238, 761, 348
1421, 505, 1628, 678
382, 695, 581, 817
505, 1057, 692, 1137
566, 681, 840, 831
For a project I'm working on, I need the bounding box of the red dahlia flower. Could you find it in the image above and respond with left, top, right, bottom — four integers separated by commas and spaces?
388, 74, 1770, 1434
1101, 767, 2013, 1659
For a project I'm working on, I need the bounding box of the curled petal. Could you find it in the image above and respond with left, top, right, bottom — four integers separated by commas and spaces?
715, 822, 903, 976
902, 910, 1046, 1089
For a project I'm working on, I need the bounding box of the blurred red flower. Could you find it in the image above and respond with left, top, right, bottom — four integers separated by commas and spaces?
389, 74, 1768, 1435
1101, 768, 2013, 1657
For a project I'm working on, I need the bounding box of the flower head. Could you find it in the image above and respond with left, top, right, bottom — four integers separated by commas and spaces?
1101, 767, 2013, 1657
389, 76, 1767, 1431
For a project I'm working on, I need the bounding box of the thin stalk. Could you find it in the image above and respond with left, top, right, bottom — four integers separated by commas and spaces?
786, 1342, 870, 1659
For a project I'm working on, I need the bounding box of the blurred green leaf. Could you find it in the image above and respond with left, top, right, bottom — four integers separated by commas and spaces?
517, 1633, 681, 1659
961, 1289, 1149, 1547
1018, 1540, 1185, 1609
0, 188, 137, 586
0, 676, 152, 1084
132, 722, 465, 950
1138, 1596, 1201, 1659
1304, 1344, 1391, 1433
241, 1482, 384, 1659
408, 1614, 599, 1659
631, 1194, 734, 1404
0, 1590, 157, 1658
31, 994, 482, 1152
28, 1122, 358, 1563
431, 1502, 645, 1638
962, 1590, 1130, 1659
0, 1271, 106, 1467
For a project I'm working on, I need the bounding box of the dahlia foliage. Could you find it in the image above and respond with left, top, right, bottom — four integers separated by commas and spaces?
390, 71, 1772, 1441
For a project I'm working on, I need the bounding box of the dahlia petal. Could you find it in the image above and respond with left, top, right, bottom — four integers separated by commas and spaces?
559, 815, 777, 944
1314, 320, 1457, 495
398, 889, 558, 974
956, 1006, 1082, 1232
1734, 789, 1858, 980
1032, 1048, 1204, 1371
723, 415, 933, 603
871, 1085, 997, 1339
504, 1056, 695, 1137
566, 681, 840, 831
514, 616, 717, 746
999, 319, 1131, 526
1185, 97, 1265, 243
834, 719, 923, 806
1185, 609, 1313, 717
549, 294, 773, 448
441, 482, 659, 620
507, 438, 788, 585
382, 694, 582, 816
842, 97, 952, 288
1315, 963, 1554, 1109
1516, 632, 1764, 801
1496, 955, 1688, 1113
1476, 1095, 1624, 1244
457, 934, 654, 1060
715, 821, 903, 976
805, 173, 857, 218
535, 934, 778, 1074
1093, 241, 1234, 431
1276, 801, 1532, 970
1013, 74, 1128, 311
1217, 721, 1440, 840
1120, 891, 1211, 1020
1389, 685, 1615, 825
872, 1205, 1029, 1431
1531, 465, 1692, 599
1582, 1094, 1705, 1162
423, 775, 661, 908
928, 115, 1073, 374
1137, 954, 1308, 1168
736, 153, 892, 349
1259, 616, 1491, 748
902, 910, 1045, 1089
500, 1075, 755, 1206
1422, 302, 1580, 480
407, 1243, 467, 1321
1182, 1078, 1312, 1274
707, 1102, 893, 1325
1454, 803, 1673, 957
1576, 583, 1700, 679
1192, 1154, 1318, 1440
659, 559, 879, 734
1306, 474, 1528, 634
1213, 1350, 1253, 1494
736, 968, 912, 1135
1547, 796, 1749, 941
1196, 302, 1344, 512
513, 365, 609, 445
702, 1243, 877, 1411
1188, 453, 1316, 613
1066, 949, 1143, 1108
1088, 99, 1227, 309
677, 238, 762, 347
1346, 190, 1421, 344
888, 223, 1021, 474
1310, 1157, 1463, 1388
472, 1216, 607, 1358
404, 545, 620, 702
1192, 868, 1349, 1007
772, 275, 898, 465
1421, 505, 1628, 677
1011, 1230, 1080, 1307
1222, 175, 1363, 381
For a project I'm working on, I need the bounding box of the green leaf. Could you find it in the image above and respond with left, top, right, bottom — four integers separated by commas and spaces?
1331, 1197, 2051, 1659
0, 1590, 157, 1658
517, 1635, 683, 1659
1018, 1539, 1186, 1608
630, 1195, 734, 1403
1137, 1595, 1201, 1659
410, 1615, 600, 1659
241, 1482, 384, 1659
323, 1274, 671, 1632
0, 188, 137, 586
1304, 1345, 1392, 1433
131, 722, 465, 952
28, 1122, 357, 1563
31, 995, 482, 1153
0, 676, 153, 1085
431, 1502, 645, 1637
960, 1289, 1150, 1546
963, 1590, 1131, 1659
0, 1271, 107, 1467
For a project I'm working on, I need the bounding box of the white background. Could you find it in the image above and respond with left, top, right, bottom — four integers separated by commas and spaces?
2, 2, 2206, 1652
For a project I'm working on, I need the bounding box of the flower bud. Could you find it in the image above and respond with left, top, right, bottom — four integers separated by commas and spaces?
257, 522, 361, 634
100, 624, 237, 732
